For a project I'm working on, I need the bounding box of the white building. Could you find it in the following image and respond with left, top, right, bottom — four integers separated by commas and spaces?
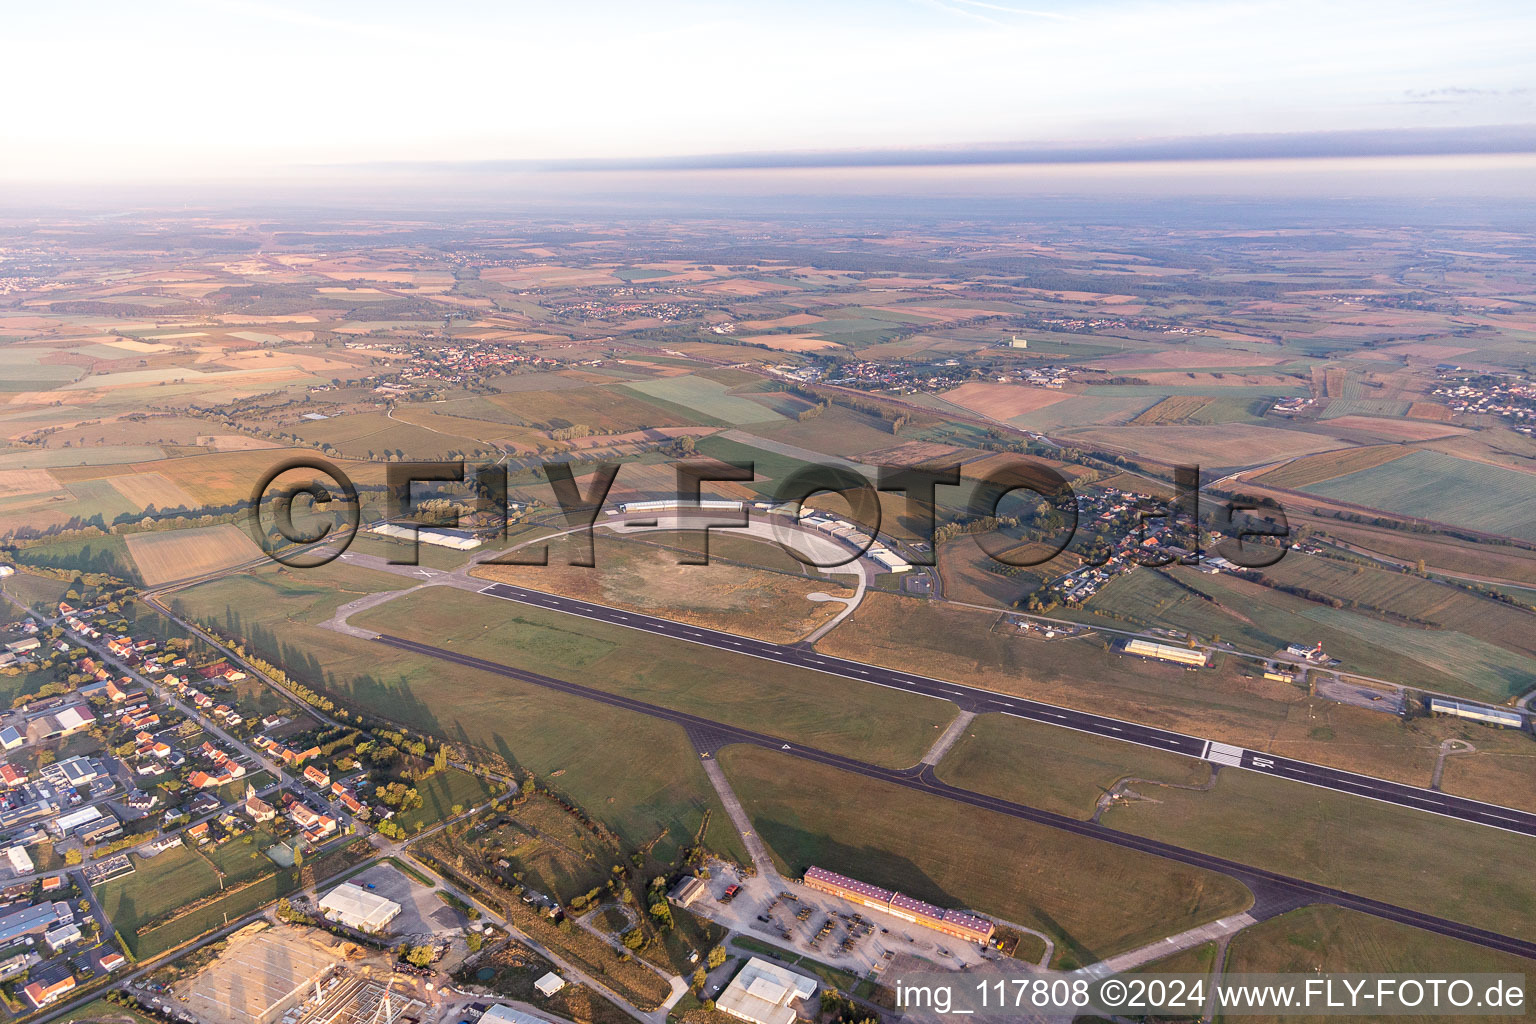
716, 958, 818, 1024
483, 1007, 556, 1024
3, 847, 32, 875
317, 883, 402, 933
1429, 698, 1525, 729
533, 972, 566, 997
368, 523, 482, 550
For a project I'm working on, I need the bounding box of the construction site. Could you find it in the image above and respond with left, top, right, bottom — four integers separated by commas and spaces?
178, 922, 423, 1024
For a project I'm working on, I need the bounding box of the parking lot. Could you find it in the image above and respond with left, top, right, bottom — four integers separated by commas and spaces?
345, 862, 467, 941
692, 860, 991, 978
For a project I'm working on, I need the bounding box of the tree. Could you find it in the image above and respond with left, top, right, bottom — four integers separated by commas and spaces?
405, 945, 435, 968
691, 967, 707, 992
64, 848, 83, 865
707, 945, 727, 969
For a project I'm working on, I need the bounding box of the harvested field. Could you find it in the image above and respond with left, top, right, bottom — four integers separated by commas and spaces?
1088, 348, 1284, 370
734, 334, 839, 351
197, 434, 284, 451
1064, 424, 1340, 468
109, 470, 200, 510
0, 468, 60, 496
1315, 416, 1465, 442
937, 382, 1072, 420
126, 523, 264, 584
1249, 445, 1412, 488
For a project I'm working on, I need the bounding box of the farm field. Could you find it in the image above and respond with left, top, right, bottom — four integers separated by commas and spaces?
1129, 394, 1268, 425
1257, 554, 1536, 663
933, 382, 1072, 420
470, 534, 853, 643
1300, 449, 1536, 541
1219, 905, 1536, 1023
717, 744, 1252, 970
1101, 768, 1536, 942
1252, 445, 1416, 489
125, 523, 264, 585
620, 375, 786, 425
935, 713, 1211, 819
1062, 424, 1342, 467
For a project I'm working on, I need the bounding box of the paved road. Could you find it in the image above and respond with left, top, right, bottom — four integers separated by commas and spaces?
471, 581, 1536, 840
369, 626, 1536, 962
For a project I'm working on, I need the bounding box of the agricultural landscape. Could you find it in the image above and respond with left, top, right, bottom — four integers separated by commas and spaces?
2, 205, 1535, 1024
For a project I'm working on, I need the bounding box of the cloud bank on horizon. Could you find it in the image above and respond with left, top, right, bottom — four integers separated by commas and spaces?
2, 0, 1533, 182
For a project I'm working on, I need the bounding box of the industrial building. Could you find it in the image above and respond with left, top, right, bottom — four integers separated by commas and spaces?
368, 522, 482, 550
1429, 698, 1525, 729
317, 883, 402, 933
613, 499, 745, 514
0, 903, 60, 945
802, 866, 995, 944
716, 957, 818, 1024
1121, 638, 1209, 668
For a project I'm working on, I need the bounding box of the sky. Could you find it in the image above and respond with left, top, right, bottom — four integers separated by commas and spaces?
2, 0, 1533, 184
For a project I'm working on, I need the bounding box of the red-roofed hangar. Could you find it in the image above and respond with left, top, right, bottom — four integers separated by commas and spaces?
802, 866, 995, 944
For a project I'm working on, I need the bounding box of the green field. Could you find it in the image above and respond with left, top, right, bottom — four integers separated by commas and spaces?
1219, 905, 1536, 1023
95, 846, 221, 939
718, 744, 1252, 969
1303, 450, 1536, 541
1102, 768, 1536, 942
620, 375, 786, 425
936, 713, 1211, 818
0, 445, 167, 469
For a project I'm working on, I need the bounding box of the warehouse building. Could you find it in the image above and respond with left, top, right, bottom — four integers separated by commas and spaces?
716, 957, 817, 1024
1429, 698, 1525, 729
368, 523, 482, 550
1121, 638, 1209, 668
317, 883, 402, 933
667, 875, 708, 908
803, 866, 995, 944
614, 499, 745, 514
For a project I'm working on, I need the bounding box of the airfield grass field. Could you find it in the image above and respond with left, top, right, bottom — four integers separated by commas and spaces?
816, 591, 1536, 808
717, 744, 1253, 970
935, 713, 1212, 819
469, 533, 853, 643
351, 585, 951, 767
1218, 905, 1536, 1023
1299, 450, 1536, 541
1102, 768, 1536, 942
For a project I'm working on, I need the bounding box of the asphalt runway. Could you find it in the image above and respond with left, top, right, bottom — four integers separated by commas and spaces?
372, 627, 1536, 961
473, 581, 1536, 840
